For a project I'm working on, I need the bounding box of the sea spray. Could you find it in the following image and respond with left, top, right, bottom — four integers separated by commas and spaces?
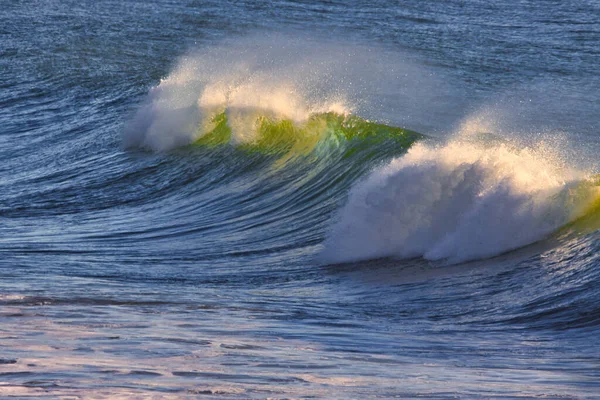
321, 139, 600, 264
123, 36, 445, 151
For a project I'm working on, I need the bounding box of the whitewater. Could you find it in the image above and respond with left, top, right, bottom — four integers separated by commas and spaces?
2, 1, 600, 398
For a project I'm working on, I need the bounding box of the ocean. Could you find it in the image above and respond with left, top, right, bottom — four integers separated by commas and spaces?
1, 0, 600, 398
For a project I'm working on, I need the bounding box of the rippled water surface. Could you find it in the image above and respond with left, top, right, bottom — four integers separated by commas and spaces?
2, 0, 600, 398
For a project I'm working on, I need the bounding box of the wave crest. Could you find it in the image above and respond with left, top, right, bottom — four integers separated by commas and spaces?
123, 36, 441, 152
321, 140, 600, 264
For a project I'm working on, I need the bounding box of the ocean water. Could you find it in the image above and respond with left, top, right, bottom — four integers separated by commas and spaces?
2, 0, 600, 398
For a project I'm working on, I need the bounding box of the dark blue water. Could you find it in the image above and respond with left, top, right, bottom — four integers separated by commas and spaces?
2, 1, 600, 397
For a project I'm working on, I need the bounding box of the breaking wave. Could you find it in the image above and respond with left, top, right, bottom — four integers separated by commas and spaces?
321, 139, 600, 263
123, 37, 600, 265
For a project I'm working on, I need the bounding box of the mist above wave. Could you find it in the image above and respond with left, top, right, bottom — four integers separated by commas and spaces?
123, 35, 442, 151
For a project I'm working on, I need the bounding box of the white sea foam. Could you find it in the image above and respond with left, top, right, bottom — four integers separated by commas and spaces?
321, 138, 599, 264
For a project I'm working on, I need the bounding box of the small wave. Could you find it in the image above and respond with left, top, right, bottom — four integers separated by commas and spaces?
321, 139, 600, 264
